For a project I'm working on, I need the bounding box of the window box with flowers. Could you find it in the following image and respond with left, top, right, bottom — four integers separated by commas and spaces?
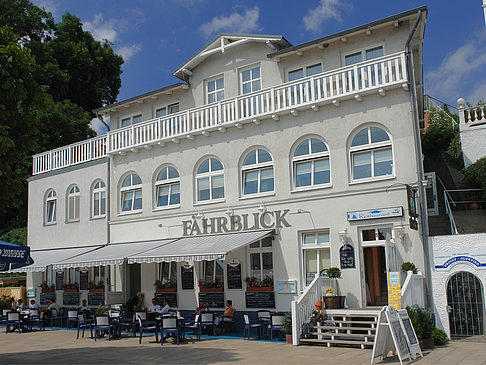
63, 282, 79, 292
88, 281, 105, 293
39, 281, 55, 293
245, 277, 274, 292
198, 279, 224, 292
154, 280, 177, 292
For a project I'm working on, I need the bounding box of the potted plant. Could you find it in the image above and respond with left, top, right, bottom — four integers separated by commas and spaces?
63, 282, 79, 292
323, 267, 345, 309
39, 281, 55, 293
407, 305, 435, 349
245, 276, 274, 292
198, 279, 224, 292
154, 280, 177, 292
283, 312, 293, 344
88, 281, 105, 293
401, 262, 418, 274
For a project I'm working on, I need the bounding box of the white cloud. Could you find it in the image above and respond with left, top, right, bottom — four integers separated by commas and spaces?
32, 0, 58, 17
116, 43, 143, 62
83, 14, 118, 43
426, 33, 486, 104
303, 0, 347, 34
199, 6, 260, 39
89, 117, 109, 136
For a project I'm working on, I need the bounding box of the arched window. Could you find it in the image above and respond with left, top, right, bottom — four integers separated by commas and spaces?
92, 180, 106, 217
120, 173, 142, 212
350, 126, 393, 181
67, 185, 80, 221
155, 166, 180, 208
292, 137, 330, 189
241, 148, 274, 196
196, 157, 224, 202
45, 190, 57, 224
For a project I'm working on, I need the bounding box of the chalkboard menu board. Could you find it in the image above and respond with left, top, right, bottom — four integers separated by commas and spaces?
245, 291, 275, 308
226, 264, 242, 289
155, 292, 178, 307
339, 244, 356, 269
55, 271, 64, 290
88, 292, 104, 306
198, 292, 225, 308
80, 271, 89, 290
40, 292, 55, 305
181, 267, 194, 290
63, 292, 80, 306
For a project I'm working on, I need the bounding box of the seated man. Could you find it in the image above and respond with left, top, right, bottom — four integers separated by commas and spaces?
13, 298, 24, 310
29, 299, 40, 310
147, 298, 162, 314
160, 299, 170, 315
214, 300, 235, 326
193, 301, 208, 314
80, 299, 91, 317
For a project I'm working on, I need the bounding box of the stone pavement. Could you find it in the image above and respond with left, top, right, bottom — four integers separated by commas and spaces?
0, 328, 485, 364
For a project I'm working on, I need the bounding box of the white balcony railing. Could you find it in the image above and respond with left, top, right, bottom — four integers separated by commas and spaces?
32, 51, 407, 175
459, 104, 486, 125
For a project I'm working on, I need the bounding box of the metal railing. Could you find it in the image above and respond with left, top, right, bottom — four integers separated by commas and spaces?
436, 175, 459, 235
32, 51, 407, 175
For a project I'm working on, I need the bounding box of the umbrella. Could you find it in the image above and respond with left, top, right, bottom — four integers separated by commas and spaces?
0, 240, 34, 272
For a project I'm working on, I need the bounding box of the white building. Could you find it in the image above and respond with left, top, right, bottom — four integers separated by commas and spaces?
26, 7, 428, 318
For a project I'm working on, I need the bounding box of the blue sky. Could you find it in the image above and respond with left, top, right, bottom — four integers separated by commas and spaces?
33, 0, 486, 130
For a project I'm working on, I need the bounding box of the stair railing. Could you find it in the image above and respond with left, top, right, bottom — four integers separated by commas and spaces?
436, 175, 458, 235
401, 270, 425, 308
291, 274, 322, 345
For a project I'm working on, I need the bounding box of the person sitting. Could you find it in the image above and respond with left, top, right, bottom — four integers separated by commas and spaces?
160, 299, 170, 315
80, 299, 90, 317
44, 299, 60, 324
147, 298, 161, 314
13, 298, 24, 310
214, 300, 235, 326
29, 299, 39, 310
194, 301, 208, 314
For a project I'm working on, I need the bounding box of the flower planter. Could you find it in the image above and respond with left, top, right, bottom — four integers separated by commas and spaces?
247, 286, 274, 292
423, 338, 435, 349
89, 288, 105, 293
286, 334, 293, 344
156, 288, 176, 293
64, 289, 79, 293
323, 295, 342, 309
199, 287, 224, 292
41, 289, 55, 293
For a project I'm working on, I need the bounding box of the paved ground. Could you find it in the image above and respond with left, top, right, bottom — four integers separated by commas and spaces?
0, 328, 485, 364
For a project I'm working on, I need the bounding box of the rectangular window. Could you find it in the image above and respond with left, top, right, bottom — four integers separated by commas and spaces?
159, 262, 177, 284
211, 175, 224, 199
345, 46, 383, 66
46, 200, 56, 223
241, 66, 261, 94
352, 151, 372, 180
362, 227, 392, 243
289, 68, 304, 82
156, 182, 180, 207
108, 265, 123, 292
181, 266, 194, 290
374, 148, 393, 176
93, 190, 106, 217
302, 231, 331, 285
121, 189, 142, 212
288, 63, 322, 82
207, 77, 224, 104
94, 266, 105, 284
203, 260, 224, 283
68, 195, 80, 221
248, 237, 273, 283
197, 177, 210, 201
120, 114, 142, 127
155, 107, 167, 118
121, 117, 131, 128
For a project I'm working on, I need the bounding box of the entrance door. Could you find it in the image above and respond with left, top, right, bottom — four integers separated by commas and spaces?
363, 246, 388, 306
128, 263, 141, 299
447, 271, 484, 337
425, 172, 439, 216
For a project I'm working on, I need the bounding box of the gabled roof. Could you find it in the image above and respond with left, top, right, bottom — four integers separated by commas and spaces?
173, 34, 291, 81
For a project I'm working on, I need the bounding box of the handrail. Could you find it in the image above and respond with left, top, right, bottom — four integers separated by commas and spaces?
401, 271, 425, 308
292, 274, 322, 345
435, 175, 458, 235
32, 51, 407, 175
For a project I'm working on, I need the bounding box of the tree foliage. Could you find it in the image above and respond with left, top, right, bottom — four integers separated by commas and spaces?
0, 227, 27, 246
462, 157, 486, 199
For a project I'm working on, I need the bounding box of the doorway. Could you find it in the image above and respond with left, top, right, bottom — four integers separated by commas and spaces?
363, 246, 387, 306
447, 271, 484, 337
127, 263, 141, 299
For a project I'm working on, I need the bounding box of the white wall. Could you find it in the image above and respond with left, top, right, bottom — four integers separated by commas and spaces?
460, 122, 486, 167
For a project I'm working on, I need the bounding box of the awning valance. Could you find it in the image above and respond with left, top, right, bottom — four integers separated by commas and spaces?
18, 246, 102, 272
127, 230, 273, 264
52, 239, 177, 269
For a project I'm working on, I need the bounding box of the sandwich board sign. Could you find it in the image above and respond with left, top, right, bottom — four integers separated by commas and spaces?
398, 309, 422, 360
371, 306, 410, 365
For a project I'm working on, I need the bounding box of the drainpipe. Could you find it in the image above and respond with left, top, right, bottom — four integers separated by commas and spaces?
95, 111, 110, 132
405, 10, 433, 311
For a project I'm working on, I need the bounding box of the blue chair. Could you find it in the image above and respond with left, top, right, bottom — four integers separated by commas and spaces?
50, 308, 65, 327
76, 314, 93, 339
268, 313, 285, 340
199, 312, 216, 336
28, 309, 44, 331
6, 312, 22, 333
0, 309, 12, 326
219, 310, 236, 334
243, 313, 262, 340
160, 316, 180, 345
66, 310, 79, 328
182, 313, 201, 341
257, 310, 271, 337
136, 313, 158, 344
94, 315, 114, 341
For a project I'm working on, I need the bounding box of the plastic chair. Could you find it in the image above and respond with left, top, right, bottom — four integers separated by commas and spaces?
28, 309, 44, 331
6, 312, 21, 333
94, 315, 114, 341
0, 309, 12, 326
66, 310, 79, 328
268, 313, 285, 340
243, 313, 262, 340
160, 316, 180, 345
220, 310, 236, 334
136, 313, 158, 344
257, 310, 271, 337
50, 309, 65, 327
182, 313, 201, 341
199, 312, 216, 336
76, 314, 93, 339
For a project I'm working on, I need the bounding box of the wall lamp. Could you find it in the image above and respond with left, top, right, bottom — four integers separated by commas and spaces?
338, 229, 348, 244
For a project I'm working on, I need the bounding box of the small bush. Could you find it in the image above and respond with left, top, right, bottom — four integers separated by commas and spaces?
401, 262, 418, 274
462, 157, 486, 200
432, 328, 449, 345
407, 305, 434, 339
0, 295, 15, 309
326, 267, 342, 279
283, 312, 292, 334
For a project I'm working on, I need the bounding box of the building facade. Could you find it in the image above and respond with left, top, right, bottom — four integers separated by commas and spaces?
26, 7, 428, 312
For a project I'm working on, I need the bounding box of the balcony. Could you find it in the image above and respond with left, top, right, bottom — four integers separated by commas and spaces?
32, 51, 407, 175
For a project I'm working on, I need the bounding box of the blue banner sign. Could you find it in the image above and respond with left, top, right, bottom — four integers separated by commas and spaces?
347, 207, 403, 221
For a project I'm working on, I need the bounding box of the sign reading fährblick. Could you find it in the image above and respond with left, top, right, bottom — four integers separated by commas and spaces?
182, 210, 291, 236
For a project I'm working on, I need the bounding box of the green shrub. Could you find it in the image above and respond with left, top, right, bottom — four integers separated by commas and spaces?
283, 312, 292, 334
326, 267, 342, 279
432, 328, 449, 345
421, 108, 459, 156
407, 306, 423, 340
407, 305, 434, 340
401, 262, 418, 274
0, 295, 15, 309
462, 157, 486, 200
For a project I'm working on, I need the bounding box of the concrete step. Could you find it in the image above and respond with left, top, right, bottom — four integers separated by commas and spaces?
310, 331, 376, 338
300, 338, 374, 348
312, 325, 376, 331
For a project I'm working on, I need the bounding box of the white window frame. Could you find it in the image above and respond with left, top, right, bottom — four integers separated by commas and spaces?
241, 148, 274, 197
155, 103, 179, 118
247, 237, 274, 282
158, 262, 177, 284
288, 62, 323, 81
120, 113, 142, 128
342, 44, 385, 66
195, 157, 225, 204
206, 75, 224, 104
154, 166, 180, 210
92, 180, 106, 218
292, 137, 331, 191
45, 190, 57, 224
240, 65, 261, 95
66, 185, 80, 222
202, 260, 224, 283
359, 225, 393, 247
120, 173, 142, 214
349, 126, 394, 183
301, 231, 331, 286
